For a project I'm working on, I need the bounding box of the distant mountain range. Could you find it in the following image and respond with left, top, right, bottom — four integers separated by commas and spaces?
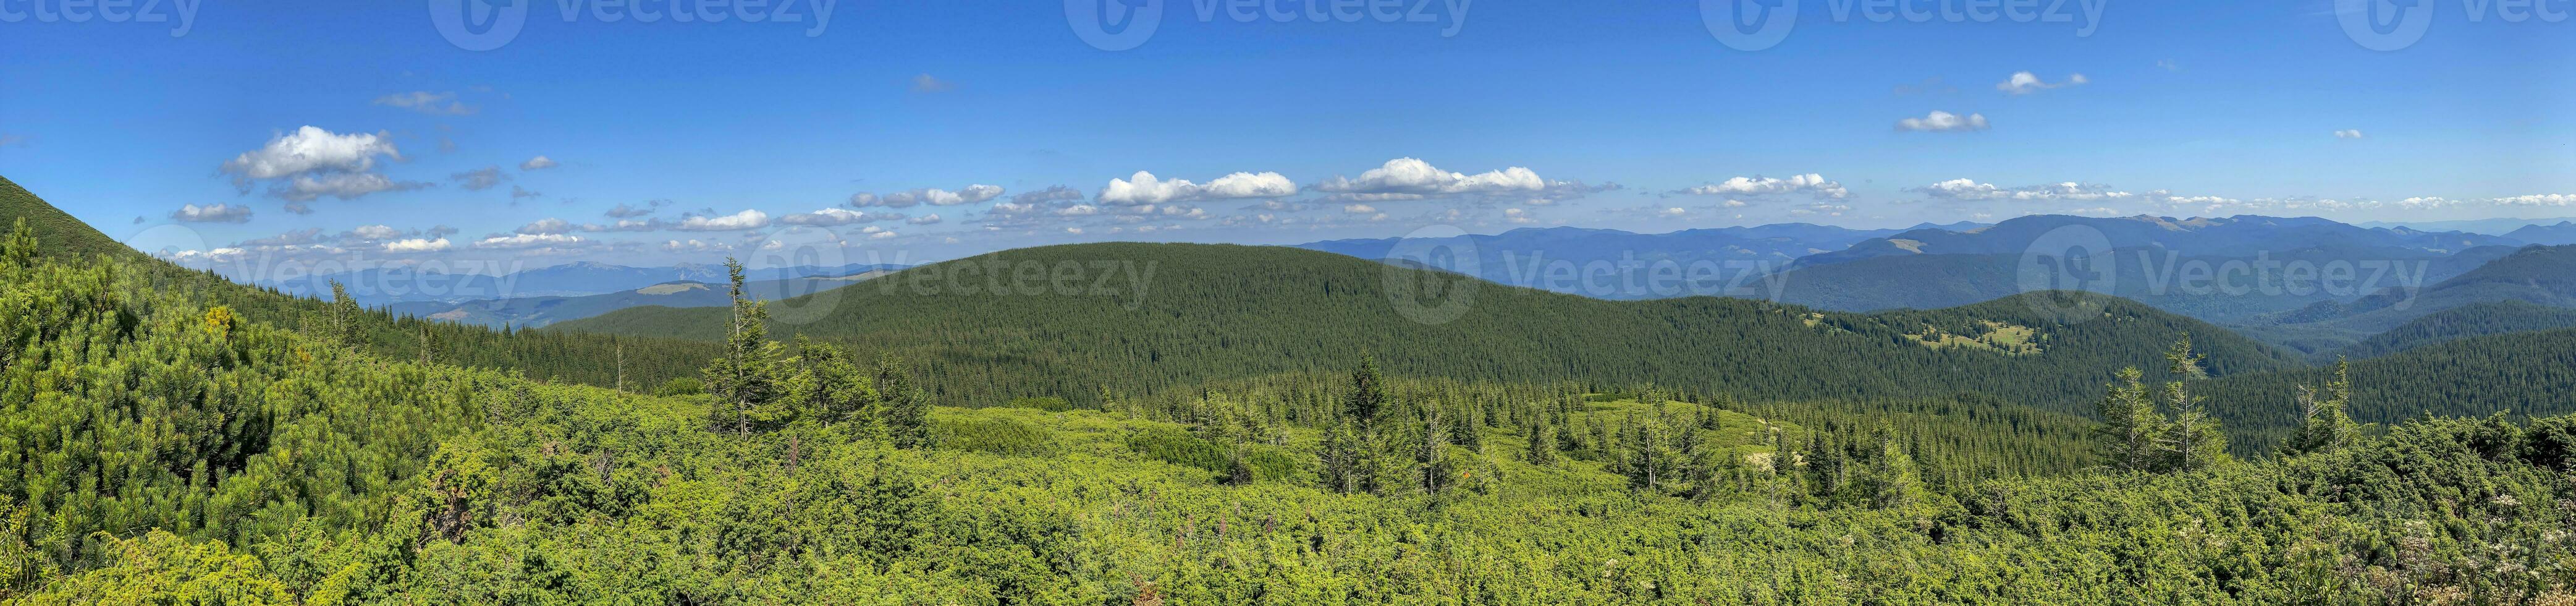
2504, 221, 2576, 245
1294, 222, 1984, 300
382, 269, 899, 329
266, 261, 910, 307
2233, 244, 2576, 354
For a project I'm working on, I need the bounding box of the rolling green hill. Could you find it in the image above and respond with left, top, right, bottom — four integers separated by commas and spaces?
555, 242, 2304, 414
0, 174, 720, 390
382, 271, 893, 329
2241, 244, 2576, 354
0, 176, 137, 262
2335, 300, 2576, 359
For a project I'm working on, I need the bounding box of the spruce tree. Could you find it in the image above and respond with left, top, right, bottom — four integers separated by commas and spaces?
2281, 357, 2360, 456
2095, 367, 2162, 472
2156, 336, 2228, 472
1345, 357, 1388, 425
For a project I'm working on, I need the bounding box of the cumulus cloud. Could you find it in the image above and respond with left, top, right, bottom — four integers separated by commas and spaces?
1675, 174, 1849, 199
520, 155, 559, 170
1342, 203, 1379, 215
281, 173, 429, 202
1996, 71, 2087, 95
1912, 178, 2132, 201
169, 203, 253, 223
777, 208, 893, 226
509, 185, 543, 203
1010, 185, 1086, 205
515, 218, 575, 234
373, 92, 475, 116
2333, 129, 2365, 139
221, 126, 402, 182
1896, 111, 1990, 132
906, 214, 943, 225
1315, 158, 1545, 197
851, 184, 1007, 208
382, 238, 452, 253
476, 233, 584, 249
220, 126, 421, 201
1097, 171, 1298, 205
451, 166, 509, 191
675, 210, 771, 231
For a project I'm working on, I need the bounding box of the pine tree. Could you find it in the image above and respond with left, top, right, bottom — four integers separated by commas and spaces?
874, 356, 931, 448
705, 259, 782, 436
1345, 357, 1389, 425
1523, 417, 1556, 466
2281, 357, 2360, 456
2095, 367, 2163, 472
0, 218, 33, 268
2156, 336, 2228, 472
1319, 422, 1364, 494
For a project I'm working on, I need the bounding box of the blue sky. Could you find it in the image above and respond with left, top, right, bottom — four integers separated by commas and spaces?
2, 0, 2572, 271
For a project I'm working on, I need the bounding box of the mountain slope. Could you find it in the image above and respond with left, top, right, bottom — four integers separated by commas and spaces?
1296, 223, 1932, 300
271, 260, 910, 306
2202, 325, 2576, 449
2335, 300, 2576, 359
2243, 244, 2576, 353
555, 242, 2302, 412
0, 175, 137, 262
0, 174, 720, 389
2505, 220, 2576, 245
1802, 214, 2515, 265
383, 270, 893, 329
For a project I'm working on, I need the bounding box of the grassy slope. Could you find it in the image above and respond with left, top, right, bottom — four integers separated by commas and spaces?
557, 242, 2302, 414
0, 174, 721, 389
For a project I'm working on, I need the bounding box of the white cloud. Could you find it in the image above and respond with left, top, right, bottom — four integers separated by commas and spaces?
2494, 194, 2576, 207
1721, 199, 1749, 208
169, 203, 253, 223
1342, 203, 1379, 215
1656, 207, 1688, 218
675, 209, 771, 231
1098, 171, 1298, 205
516, 218, 575, 234
1315, 158, 1545, 196
281, 173, 428, 202
906, 214, 943, 225
520, 155, 559, 170
604, 200, 664, 218
342, 225, 404, 241
373, 92, 475, 116
1678, 174, 1849, 198
220, 126, 403, 183
869, 230, 898, 239
476, 233, 584, 249
2333, 129, 2365, 139
1996, 71, 2087, 95
779, 208, 879, 226
852, 184, 1007, 208
1912, 179, 2131, 201
1896, 111, 1990, 132
382, 238, 452, 253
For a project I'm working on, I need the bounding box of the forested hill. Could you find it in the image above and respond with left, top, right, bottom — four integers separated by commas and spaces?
0, 176, 719, 389
555, 242, 2301, 412
2201, 325, 2576, 448
0, 176, 136, 262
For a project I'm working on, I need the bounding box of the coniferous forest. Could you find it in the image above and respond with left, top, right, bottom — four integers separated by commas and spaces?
5, 211, 2575, 604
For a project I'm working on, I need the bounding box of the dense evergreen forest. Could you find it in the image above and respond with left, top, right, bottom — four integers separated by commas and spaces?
5, 217, 2574, 604
555, 242, 2304, 415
